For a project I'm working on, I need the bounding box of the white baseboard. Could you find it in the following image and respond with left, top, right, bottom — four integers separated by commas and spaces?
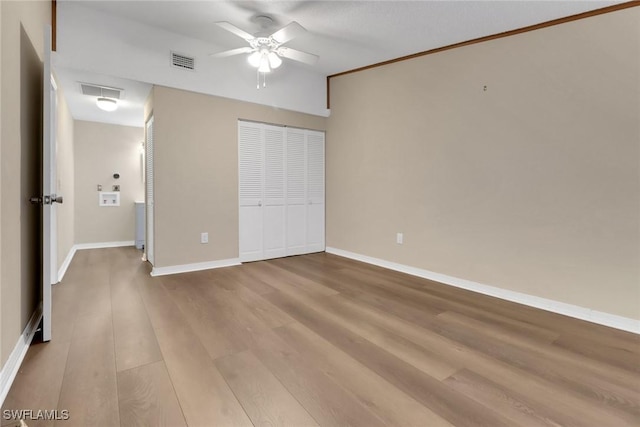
151, 258, 241, 277
57, 241, 136, 282
57, 246, 77, 283
325, 247, 640, 334
74, 240, 135, 250
0, 304, 43, 407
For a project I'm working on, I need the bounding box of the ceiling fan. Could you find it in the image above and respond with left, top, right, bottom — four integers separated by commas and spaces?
211, 16, 319, 88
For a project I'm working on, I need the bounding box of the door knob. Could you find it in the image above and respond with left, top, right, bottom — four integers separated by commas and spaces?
52, 196, 63, 204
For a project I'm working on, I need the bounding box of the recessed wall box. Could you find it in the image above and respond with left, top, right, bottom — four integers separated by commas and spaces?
99, 192, 120, 207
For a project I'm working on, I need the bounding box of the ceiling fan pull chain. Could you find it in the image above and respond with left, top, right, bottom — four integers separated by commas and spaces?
256, 69, 260, 89
263, 72, 267, 88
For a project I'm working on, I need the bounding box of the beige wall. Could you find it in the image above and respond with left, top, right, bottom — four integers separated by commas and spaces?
0, 0, 4, 358
55, 84, 75, 271
326, 8, 640, 320
151, 86, 326, 267
0, 1, 50, 365
74, 121, 144, 244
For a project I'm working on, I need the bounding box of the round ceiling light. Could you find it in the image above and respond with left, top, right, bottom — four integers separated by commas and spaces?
96, 97, 118, 112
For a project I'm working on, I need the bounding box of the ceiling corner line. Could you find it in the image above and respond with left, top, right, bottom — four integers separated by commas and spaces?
327, 1, 640, 81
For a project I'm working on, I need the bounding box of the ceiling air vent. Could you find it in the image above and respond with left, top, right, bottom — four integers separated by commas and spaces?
80, 83, 122, 99
171, 52, 195, 71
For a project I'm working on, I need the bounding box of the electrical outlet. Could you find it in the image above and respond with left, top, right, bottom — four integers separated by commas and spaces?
396, 232, 403, 244
201, 232, 208, 244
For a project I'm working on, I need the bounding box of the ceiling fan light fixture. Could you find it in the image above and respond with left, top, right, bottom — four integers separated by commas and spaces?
213, 20, 317, 89
258, 56, 271, 73
96, 97, 118, 112
248, 50, 261, 67
268, 51, 282, 69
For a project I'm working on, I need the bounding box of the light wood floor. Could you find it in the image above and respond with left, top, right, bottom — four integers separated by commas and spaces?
2, 247, 639, 426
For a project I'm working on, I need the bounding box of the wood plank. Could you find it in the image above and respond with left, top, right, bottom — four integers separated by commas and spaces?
135, 272, 199, 334
241, 260, 339, 298
50, 281, 81, 343
110, 252, 162, 372
444, 369, 586, 427
291, 284, 636, 427
437, 311, 639, 391
56, 312, 120, 427
327, 254, 637, 344
337, 265, 561, 344
276, 322, 453, 427
4, 248, 638, 427
215, 350, 320, 427
137, 269, 253, 426
154, 323, 253, 427
117, 361, 186, 427
213, 268, 296, 328
431, 311, 640, 421
262, 290, 515, 427
1, 339, 70, 427
323, 294, 458, 380
252, 269, 459, 380
69, 270, 111, 319
553, 333, 640, 374
167, 280, 264, 360
209, 265, 277, 295
112, 300, 163, 372
249, 327, 388, 427
272, 256, 447, 320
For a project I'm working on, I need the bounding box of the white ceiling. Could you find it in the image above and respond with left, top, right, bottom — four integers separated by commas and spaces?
55, 0, 623, 126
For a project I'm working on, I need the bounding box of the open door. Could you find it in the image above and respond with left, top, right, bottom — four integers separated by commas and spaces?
41, 25, 61, 341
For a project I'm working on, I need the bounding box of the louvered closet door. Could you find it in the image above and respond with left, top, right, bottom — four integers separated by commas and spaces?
306, 130, 325, 253
285, 128, 307, 256
263, 124, 286, 259
238, 121, 264, 262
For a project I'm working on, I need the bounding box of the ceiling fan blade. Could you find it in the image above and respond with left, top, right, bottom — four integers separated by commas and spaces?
278, 47, 319, 65
209, 47, 254, 58
216, 21, 255, 41
271, 21, 306, 44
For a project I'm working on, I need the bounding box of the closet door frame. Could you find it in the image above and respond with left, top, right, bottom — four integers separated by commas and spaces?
145, 116, 155, 265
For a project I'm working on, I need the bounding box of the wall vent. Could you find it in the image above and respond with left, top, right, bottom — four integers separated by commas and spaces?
171, 52, 195, 71
80, 83, 123, 99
